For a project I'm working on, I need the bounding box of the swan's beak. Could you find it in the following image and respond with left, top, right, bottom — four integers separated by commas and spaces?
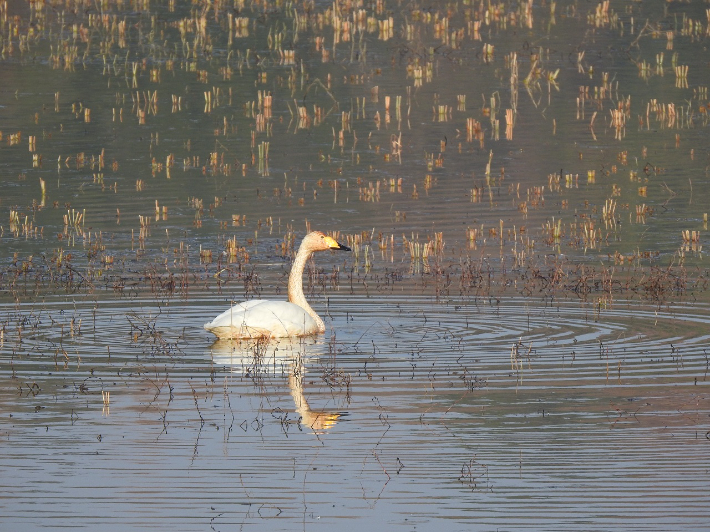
325, 236, 351, 251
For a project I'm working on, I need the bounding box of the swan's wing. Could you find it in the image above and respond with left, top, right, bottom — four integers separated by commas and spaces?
238, 299, 270, 311
204, 300, 317, 338
247, 302, 318, 336
203, 300, 265, 328
208, 299, 266, 322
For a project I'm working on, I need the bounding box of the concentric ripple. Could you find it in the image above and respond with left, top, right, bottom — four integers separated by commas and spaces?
1, 294, 709, 531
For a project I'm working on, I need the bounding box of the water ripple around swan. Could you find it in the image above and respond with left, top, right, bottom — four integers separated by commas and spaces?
1, 294, 708, 530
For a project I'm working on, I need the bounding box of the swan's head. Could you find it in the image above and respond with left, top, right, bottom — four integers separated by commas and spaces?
303, 231, 351, 252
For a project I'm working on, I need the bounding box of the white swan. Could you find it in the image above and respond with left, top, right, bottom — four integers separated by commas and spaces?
204, 231, 350, 339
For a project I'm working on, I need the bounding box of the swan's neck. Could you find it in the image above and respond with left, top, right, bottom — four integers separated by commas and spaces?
288, 242, 325, 332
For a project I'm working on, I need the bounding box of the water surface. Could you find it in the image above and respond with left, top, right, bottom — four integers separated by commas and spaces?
1, 0, 710, 529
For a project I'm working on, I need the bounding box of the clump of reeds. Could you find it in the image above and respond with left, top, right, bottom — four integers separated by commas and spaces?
199, 246, 212, 263
63, 208, 84, 227
681, 230, 700, 244
543, 218, 562, 244
225, 236, 249, 263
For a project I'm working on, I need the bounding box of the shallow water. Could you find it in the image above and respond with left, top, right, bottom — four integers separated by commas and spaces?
2, 293, 709, 530
2, 0, 710, 529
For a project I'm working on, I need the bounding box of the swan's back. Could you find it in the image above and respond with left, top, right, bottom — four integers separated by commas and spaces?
203, 300, 319, 339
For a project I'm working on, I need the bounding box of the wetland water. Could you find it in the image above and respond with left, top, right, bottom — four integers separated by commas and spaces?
1, 0, 710, 530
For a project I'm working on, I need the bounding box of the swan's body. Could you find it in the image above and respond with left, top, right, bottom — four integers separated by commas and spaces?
204, 299, 319, 339
204, 231, 350, 339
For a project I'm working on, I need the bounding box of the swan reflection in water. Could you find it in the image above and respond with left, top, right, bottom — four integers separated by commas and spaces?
209, 337, 344, 434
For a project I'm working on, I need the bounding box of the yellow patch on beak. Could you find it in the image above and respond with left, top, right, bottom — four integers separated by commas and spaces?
323, 236, 340, 249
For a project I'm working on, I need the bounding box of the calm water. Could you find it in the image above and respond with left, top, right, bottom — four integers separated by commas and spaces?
1, 0, 710, 530
2, 293, 709, 530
